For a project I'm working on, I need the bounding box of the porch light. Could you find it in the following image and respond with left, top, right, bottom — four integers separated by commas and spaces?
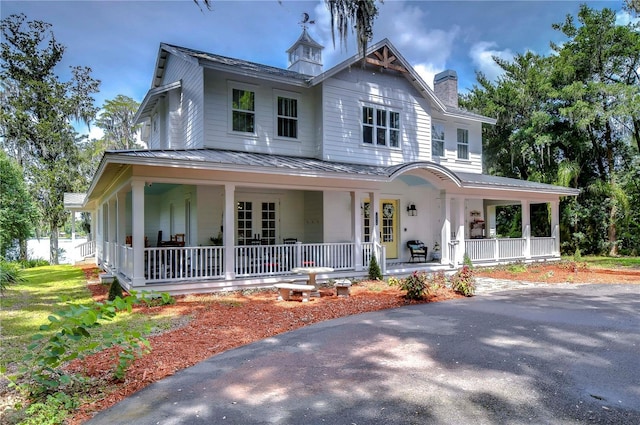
407, 203, 417, 216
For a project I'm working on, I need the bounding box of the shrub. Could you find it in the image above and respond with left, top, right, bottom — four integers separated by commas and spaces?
450, 265, 475, 297
428, 271, 447, 290
368, 255, 382, 280
20, 258, 50, 268
389, 271, 430, 300
0, 261, 23, 293
107, 278, 124, 301
463, 253, 474, 269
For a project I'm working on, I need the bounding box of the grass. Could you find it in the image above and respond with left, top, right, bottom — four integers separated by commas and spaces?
1, 265, 182, 373
577, 255, 640, 269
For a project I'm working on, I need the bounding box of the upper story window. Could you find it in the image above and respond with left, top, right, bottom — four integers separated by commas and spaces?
457, 128, 469, 160
362, 106, 400, 148
232, 88, 255, 133
432, 123, 445, 157
277, 96, 298, 139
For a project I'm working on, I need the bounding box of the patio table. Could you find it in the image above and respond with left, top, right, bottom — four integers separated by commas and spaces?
291, 266, 334, 297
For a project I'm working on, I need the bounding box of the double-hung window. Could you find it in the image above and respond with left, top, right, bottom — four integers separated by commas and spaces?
432, 123, 445, 157
457, 128, 469, 160
232, 88, 255, 133
362, 106, 400, 148
277, 96, 298, 139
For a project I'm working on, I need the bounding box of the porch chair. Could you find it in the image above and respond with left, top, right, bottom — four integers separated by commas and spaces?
283, 238, 298, 244
406, 240, 428, 263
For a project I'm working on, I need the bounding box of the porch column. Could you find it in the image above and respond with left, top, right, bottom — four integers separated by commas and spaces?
550, 199, 560, 255
116, 192, 127, 272
486, 205, 497, 238
131, 180, 146, 287
456, 198, 465, 266
521, 200, 531, 259
107, 198, 117, 268
440, 191, 451, 265
369, 190, 381, 266
351, 191, 364, 271
223, 183, 236, 280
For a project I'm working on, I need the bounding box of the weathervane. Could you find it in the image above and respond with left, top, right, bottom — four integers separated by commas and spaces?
299, 12, 315, 30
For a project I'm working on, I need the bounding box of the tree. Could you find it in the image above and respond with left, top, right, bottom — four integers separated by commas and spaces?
0, 150, 38, 260
0, 14, 99, 263
195, 0, 379, 56
95, 95, 142, 151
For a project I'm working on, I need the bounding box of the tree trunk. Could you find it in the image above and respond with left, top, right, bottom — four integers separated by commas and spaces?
50, 226, 59, 264
19, 239, 27, 261
608, 204, 618, 256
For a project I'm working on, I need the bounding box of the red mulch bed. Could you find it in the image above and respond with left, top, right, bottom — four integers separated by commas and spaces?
67, 262, 639, 424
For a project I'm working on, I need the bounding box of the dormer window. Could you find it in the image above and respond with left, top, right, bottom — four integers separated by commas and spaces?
362, 105, 400, 148
231, 88, 255, 133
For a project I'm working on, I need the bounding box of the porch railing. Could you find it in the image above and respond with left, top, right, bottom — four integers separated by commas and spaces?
234, 242, 355, 277
76, 240, 96, 258
144, 246, 225, 282
464, 237, 556, 263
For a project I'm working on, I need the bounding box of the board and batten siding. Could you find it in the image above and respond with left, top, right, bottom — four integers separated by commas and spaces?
155, 53, 204, 150
202, 70, 319, 157
321, 68, 433, 166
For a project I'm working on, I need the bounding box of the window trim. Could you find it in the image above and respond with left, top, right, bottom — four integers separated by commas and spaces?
457, 128, 469, 160
432, 121, 446, 158
228, 82, 257, 135
273, 90, 300, 141
361, 104, 402, 149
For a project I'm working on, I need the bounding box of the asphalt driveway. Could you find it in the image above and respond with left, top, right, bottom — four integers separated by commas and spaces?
87, 284, 640, 424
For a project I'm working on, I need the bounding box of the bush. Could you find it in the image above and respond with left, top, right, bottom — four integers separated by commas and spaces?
368, 256, 382, 280
0, 261, 23, 293
429, 271, 447, 290
389, 272, 432, 300
20, 258, 50, 268
108, 278, 124, 301
450, 265, 475, 297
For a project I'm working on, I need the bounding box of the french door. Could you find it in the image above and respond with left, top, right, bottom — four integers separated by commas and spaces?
237, 200, 277, 245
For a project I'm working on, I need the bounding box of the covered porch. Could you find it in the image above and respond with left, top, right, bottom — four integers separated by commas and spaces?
71, 149, 577, 294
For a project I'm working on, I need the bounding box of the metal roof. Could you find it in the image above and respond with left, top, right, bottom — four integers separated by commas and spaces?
104, 148, 579, 195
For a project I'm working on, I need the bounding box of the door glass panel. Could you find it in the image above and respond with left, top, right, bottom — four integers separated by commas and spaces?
237, 201, 253, 245
261, 202, 276, 244
382, 202, 395, 243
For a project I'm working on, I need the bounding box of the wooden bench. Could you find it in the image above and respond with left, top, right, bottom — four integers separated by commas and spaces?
274, 283, 316, 302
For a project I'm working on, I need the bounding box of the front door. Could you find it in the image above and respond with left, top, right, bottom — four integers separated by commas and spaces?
381, 200, 398, 258
363, 199, 399, 259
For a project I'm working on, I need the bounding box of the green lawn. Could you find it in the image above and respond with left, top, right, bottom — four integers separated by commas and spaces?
1, 265, 182, 371
572, 255, 640, 269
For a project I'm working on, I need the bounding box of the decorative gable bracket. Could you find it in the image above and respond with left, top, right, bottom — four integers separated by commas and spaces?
365, 46, 407, 73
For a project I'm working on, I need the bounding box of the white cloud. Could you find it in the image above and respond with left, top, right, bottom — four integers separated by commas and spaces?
469, 41, 515, 82
615, 10, 640, 26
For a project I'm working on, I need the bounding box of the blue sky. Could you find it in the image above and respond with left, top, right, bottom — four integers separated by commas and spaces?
2, 0, 634, 139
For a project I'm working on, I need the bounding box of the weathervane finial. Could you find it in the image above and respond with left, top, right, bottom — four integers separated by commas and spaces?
299, 12, 315, 30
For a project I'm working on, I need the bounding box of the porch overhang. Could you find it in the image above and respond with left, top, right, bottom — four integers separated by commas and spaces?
134, 80, 182, 125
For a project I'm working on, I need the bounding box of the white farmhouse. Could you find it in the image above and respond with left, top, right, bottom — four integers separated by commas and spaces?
67, 30, 578, 294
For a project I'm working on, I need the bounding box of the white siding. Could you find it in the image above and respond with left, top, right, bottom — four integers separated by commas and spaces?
159, 54, 204, 149
430, 116, 483, 174
202, 70, 319, 157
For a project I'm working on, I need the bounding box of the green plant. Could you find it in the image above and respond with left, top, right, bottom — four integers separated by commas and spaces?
107, 277, 124, 301
428, 271, 447, 290
21, 293, 151, 396
137, 290, 176, 307
450, 265, 476, 297
368, 255, 382, 280
573, 247, 582, 262
0, 261, 23, 293
462, 253, 474, 269
389, 271, 430, 300
20, 391, 78, 425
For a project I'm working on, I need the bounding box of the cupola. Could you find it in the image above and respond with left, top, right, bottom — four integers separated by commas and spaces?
286, 28, 324, 76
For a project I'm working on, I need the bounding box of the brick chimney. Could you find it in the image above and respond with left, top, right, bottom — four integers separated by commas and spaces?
433, 70, 458, 108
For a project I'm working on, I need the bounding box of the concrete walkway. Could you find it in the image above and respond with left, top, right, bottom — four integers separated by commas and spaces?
86, 283, 640, 425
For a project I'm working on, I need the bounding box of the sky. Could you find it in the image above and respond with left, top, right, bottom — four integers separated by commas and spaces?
2, 0, 636, 139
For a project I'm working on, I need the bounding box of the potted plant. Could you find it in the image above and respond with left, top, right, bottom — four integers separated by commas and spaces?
210, 231, 223, 246
431, 241, 441, 261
